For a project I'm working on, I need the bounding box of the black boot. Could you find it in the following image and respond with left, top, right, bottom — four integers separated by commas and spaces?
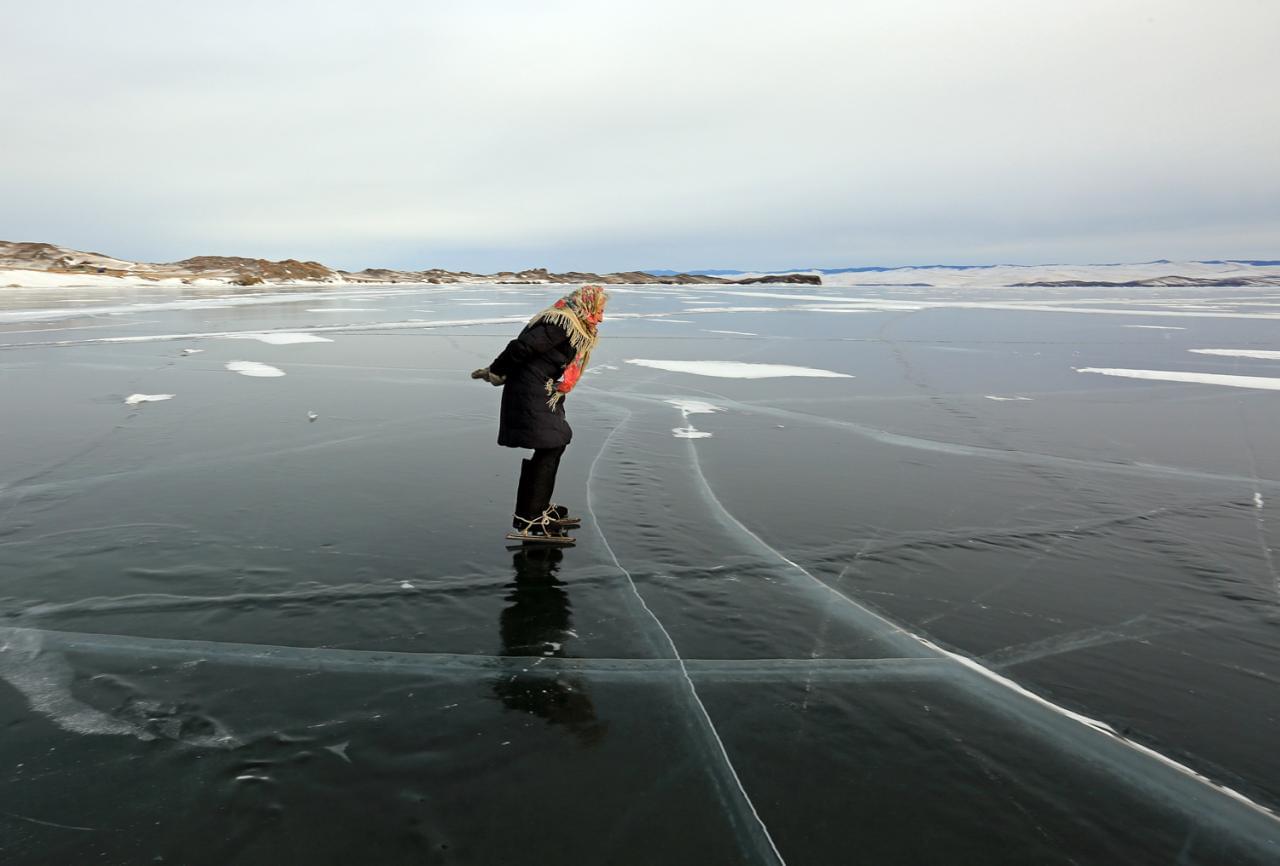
512, 459, 535, 531
531, 449, 581, 527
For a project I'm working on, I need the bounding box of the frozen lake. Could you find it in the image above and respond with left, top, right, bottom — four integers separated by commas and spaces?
2, 280, 1279, 864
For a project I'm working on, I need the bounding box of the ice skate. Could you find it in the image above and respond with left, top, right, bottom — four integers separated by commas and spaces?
506, 510, 576, 545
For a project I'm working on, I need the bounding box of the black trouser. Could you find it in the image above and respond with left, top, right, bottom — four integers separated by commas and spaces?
514, 445, 566, 523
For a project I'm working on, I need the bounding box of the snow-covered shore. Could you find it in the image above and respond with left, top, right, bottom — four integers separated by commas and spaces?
735, 260, 1280, 289
0, 268, 337, 290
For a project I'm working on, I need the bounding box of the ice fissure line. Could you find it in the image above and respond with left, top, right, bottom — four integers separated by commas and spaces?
0, 626, 944, 680
679, 431, 1280, 833
585, 408, 788, 866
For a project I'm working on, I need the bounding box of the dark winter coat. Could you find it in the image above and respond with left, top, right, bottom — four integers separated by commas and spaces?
489, 321, 575, 449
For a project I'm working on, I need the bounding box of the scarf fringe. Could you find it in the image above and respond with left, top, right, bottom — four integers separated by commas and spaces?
529, 307, 597, 359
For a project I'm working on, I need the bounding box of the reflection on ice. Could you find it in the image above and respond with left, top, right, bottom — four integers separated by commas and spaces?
494, 547, 607, 746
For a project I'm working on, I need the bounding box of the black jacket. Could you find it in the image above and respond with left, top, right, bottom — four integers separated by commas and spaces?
489, 321, 575, 449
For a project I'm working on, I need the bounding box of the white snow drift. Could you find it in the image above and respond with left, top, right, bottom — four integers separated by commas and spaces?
1189, 349, 1280, 361
627, 359, 852, 379
666, 398, 724, 439
224, 332, 333, 345
1076, 368, 1280, 391
225, 361, 285, 378
124, 393, 174, 405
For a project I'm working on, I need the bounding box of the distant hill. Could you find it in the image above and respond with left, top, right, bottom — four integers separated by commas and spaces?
3, 240, 1277, 290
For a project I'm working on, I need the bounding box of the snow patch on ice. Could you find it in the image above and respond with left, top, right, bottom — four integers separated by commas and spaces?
703, 329, 759, 336
324, 741, 352, 763
796, 307, 876, 314
666, 398, 724, 439
226, 361, 285, 378
1123, 325, 1187, 330
680, 306, 782, 314
984, 395, 1033, 402
305, 308, 381, 313
180, 348, 203, 355
1256, 492, 1266, 509
1190, 348, 1280, 361
224, 332, 333, 345
628, 359, 852, 379
124, 393, 174, 405
666, 399, 724, 415
1075, 367, 1280, 391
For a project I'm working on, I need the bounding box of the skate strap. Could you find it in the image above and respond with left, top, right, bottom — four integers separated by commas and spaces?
512, 509, 558, 534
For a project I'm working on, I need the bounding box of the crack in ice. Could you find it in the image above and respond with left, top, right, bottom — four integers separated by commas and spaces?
586, 407, 788, 866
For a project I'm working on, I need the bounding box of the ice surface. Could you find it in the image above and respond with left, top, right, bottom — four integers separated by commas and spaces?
3, 279, 1280, 863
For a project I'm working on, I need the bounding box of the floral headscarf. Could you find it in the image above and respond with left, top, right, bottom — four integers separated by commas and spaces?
529, 285, 608, 407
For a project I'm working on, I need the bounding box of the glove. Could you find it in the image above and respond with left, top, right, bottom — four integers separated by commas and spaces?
470, 367, 506, 386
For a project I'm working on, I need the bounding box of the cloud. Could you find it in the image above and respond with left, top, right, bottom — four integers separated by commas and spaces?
1, 0, 1277, 270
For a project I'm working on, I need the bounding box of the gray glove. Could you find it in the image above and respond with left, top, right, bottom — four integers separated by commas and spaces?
470, 367, 506, 386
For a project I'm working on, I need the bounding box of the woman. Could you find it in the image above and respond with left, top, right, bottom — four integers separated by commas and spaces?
471, 285, 608, 544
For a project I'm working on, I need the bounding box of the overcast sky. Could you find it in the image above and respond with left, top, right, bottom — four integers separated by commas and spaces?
2, 0, 1277, 271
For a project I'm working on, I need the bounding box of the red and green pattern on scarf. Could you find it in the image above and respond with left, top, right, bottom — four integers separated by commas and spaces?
528, 285, 608, 408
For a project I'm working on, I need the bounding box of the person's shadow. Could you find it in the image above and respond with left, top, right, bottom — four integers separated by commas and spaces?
492, 547, 607, 746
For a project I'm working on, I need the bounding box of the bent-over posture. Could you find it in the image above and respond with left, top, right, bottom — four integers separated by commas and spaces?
471, 285, 608, 544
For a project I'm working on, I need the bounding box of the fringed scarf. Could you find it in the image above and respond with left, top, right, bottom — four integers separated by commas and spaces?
529, 284, 607, 408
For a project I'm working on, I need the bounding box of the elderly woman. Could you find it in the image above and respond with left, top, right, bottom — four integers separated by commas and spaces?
472, 285, 608, 544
